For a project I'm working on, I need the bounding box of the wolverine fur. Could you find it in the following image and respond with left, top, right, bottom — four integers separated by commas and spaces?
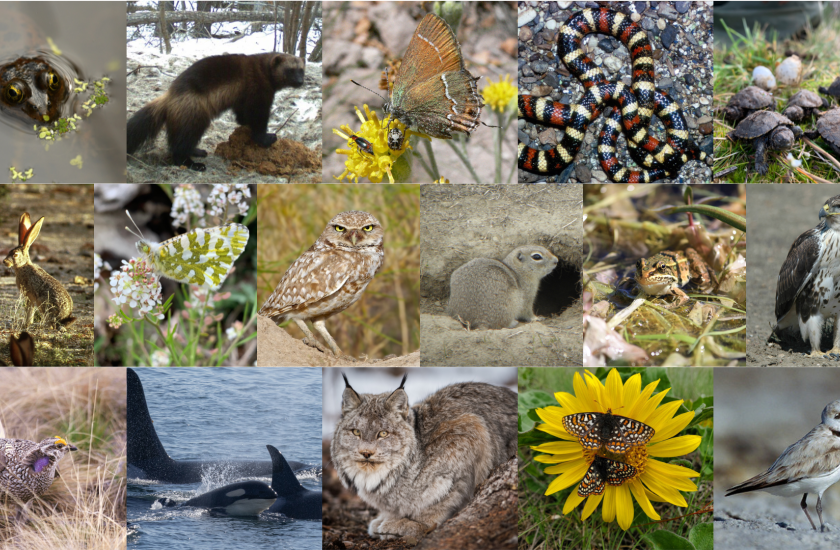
127, 52, 305, 171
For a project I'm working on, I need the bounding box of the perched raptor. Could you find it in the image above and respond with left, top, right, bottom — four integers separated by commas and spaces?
772, 194, 840, 356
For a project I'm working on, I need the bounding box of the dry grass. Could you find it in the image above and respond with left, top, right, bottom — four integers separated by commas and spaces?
257, 184, 420, 359
0, 367, 126, 549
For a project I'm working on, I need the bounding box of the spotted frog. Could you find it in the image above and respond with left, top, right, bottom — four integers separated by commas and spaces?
0, 7, 77, 126
634, 248, 713, 307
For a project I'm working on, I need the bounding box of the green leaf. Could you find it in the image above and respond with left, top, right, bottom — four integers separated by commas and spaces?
518, 428, 557, 447
518, 390, 556, 432
644, 530, 696, 550
688, 522, 714, 550
665, 204, 746, 232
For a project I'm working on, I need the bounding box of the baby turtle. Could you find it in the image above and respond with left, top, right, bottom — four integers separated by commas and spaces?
819, 77, 840, 102
723, 86, 774, 123
805, 108, 840, 156
782, 90, 827, 122
728, 111, 802, 175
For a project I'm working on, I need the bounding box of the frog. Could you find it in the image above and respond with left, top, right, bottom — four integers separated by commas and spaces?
0, 6, 76, 127
634, 248, 713, 307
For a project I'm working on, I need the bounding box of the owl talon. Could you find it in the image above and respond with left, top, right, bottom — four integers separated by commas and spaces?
301, 336, 333, 356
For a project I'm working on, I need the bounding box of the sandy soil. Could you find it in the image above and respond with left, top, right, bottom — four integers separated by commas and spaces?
420, 185, 582, 366
0, 185, 94, 366
715, 368, 840, 548
126, 53, 322, 183
257, 315, 420, 367
747, 185, 840, 366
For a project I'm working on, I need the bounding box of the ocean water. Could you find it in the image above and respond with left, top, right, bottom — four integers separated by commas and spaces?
127, 367, 322, 550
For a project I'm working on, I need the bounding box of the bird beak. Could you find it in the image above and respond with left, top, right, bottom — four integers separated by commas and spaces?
69, 445, 78, 452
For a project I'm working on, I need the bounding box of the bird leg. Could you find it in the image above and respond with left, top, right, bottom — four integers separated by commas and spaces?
313, 319, 344, 357
801, 493, 818, 531
827, 313, 840, 356
817, 494, 827, 532
293, 319, 334, 355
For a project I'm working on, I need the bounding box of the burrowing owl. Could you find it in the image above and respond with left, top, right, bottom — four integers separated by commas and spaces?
259, 210, 385, 356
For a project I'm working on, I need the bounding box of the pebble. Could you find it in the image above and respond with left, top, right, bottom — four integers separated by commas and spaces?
675, 1, 691, 14
699, 97, 709, 105
661, 24, 678, 49
631, 13, 641, 23
684, 74, 696, 86
658, 4, 679, 20
641, 17, 654, 31
557, 1, 572, 8
599, 39, 616, 53
604, 56, 622, 73
657, 19, 666, 31
543, 73, 559, 89
538, 128, 557, 145
531, 61, 549, 74
592, 170, 608, 182
752, 66, 776, 90
699, 122, 713, 135
545, 19, 558, 31
519, 8, 537, 27
575, 164, 591, 182
519, 26, 533, 42
775, 55, 802, 87
530, 85, 554, 97
697, 115, 713, 125
634, 1, 647, 14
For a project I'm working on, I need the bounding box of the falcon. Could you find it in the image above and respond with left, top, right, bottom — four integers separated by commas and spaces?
772, 194, 840, 356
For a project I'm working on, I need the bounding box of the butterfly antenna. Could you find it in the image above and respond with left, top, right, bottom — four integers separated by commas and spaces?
124, 210, 145, 240
350, 79, 389, 104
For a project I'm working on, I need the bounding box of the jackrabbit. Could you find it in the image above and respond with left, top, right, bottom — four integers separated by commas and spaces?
3, 213, 75, 330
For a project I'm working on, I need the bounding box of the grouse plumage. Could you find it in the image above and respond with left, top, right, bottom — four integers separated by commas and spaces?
0, 436, 77, 504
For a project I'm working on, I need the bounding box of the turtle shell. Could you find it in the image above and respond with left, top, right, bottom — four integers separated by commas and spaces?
787, 89, 825, 108
729, 110, 795, 140
816, 108, 840, 147
728, 86, 773, 109
0, 7, 43, 58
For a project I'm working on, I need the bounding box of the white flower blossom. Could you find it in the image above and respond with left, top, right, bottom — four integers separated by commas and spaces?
207, 184, 251, 220
171, 184, 205, 228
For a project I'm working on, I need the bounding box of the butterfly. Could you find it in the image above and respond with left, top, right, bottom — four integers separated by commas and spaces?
563, 409, 654, 454
132, 220, 249, 289
578, 455, 637, 497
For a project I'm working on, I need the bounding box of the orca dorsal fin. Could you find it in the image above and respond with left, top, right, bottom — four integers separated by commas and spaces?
266, 444, 304, 496
127, 368, 173, 469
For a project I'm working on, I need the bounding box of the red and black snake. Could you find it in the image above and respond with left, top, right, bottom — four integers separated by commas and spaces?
518, 8, 706, 182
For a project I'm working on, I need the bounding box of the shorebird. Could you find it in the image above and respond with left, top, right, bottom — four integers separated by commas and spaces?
726, 399, 840, 532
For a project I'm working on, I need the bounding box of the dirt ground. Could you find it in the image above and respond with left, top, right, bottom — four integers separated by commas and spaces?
420, 185, 582, 366
126, 54, 322, 183
257, 315, 420, 367
322, 442, 516, 550
0, 185, 94, 366
747, 185, 840, 366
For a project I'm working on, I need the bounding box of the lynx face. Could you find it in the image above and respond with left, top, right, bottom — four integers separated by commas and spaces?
331, 378, 415, 494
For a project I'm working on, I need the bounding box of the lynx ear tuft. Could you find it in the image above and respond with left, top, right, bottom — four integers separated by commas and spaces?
340, 373, 362, 414
386, 376, 409, 418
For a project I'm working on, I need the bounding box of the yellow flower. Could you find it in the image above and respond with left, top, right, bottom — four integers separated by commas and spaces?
332, 104, 428, 183
434, 177, 450, 184
530, 369, 702, 530
481, 74, 516, 113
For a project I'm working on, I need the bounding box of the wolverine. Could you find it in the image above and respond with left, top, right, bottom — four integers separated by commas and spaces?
127, 52, 305, 171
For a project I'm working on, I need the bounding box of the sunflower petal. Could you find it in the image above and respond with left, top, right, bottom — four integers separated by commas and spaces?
602, 486, 617, 522
531, 441, 584, 455
654, 411, 696, 441
629, 479, 661, 520
648, 435, 702, 457
581, 491, 603, 519
563, 490, 585, 514
615, 484, 635, 530
605, 368, 624, 410
545, 459, 589, 494
641, 471, 689, 507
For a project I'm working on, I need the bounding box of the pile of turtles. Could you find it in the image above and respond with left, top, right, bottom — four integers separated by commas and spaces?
723, 78, 840, 175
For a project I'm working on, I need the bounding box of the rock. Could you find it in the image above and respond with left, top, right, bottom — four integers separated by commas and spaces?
530, 85, 553, 97
661, 24, 678, 49
631, 13, 641, 23
657, 19, 666, 31
518, 7, 537, 27
538, 128, 557, 145
752, 66, 776, 90
699, 122, 713, 135
641, 17, 654, 31
519, 25, 533, 42
775, 55, 802, 87
531, 60, 549, 74
575, 164, 591, 182
542, 73, 559, 89
684, 73, 696, 86
658, 3, 679, 20
545, 19, 558, 31
675, 1, 691, 13
604, 55, 622, 73
592, 170, 607, 182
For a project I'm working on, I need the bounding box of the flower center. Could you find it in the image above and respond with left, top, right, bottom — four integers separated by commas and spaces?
583, 445, 648, 485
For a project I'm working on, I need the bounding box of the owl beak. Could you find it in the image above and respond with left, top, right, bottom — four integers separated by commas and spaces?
350, 230, 359, 246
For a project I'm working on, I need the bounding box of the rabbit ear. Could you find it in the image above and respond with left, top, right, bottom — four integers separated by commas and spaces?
10, 332, 34, 366
22, 217, 44, 249
18, 213, 32, 246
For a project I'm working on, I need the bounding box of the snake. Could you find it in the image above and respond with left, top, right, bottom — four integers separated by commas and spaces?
518, 8, 706, 183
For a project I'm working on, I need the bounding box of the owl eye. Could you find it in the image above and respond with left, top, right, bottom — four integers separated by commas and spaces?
352, 428, 360, 436
335, 225, 346, 232
4, 81, 25, 104
363, 225, 374, 232
377, 430, 389, 438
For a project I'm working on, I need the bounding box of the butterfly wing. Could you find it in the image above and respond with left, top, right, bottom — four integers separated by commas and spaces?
603, 458, 637, 485
396, 13, 464, 92
604, 415, 655, 454
563, 412, 604, 450
578, 459, 607, 497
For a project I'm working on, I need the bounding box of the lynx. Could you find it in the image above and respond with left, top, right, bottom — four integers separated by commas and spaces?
331, 373, 517, 540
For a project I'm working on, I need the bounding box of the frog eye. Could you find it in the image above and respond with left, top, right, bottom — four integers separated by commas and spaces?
377, 430, 389, 439
4, 81, 25, 104
352, 428, 360, 437
656, 262, 666, 270
45, 71, 61, 91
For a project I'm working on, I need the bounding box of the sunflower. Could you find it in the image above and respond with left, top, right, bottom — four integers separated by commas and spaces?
530, 369, 702, 530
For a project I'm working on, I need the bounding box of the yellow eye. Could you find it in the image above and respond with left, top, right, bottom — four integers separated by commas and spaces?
4, 82, 25, 103
377, 430, 388, 438
335, 225, 346, 232
352, 428, 360, 436
46, 71, 60, 91
363, 225, 374, 232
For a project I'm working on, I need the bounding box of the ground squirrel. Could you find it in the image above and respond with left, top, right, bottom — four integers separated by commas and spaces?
446, 245, 558, 329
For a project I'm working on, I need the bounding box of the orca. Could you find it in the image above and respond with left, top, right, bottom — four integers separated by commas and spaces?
127, 368, 306, 483
157, 480, 277, 516
265, 444, 322, 519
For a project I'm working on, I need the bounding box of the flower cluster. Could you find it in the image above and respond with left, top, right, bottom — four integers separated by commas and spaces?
530, 369, 701, 530
94, 253, 111, 292
171, 184, 205, 228
481, 74, 516, 113
107, 258, 165, 327
208, 184, 251, 220
150, 349, 170, 367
